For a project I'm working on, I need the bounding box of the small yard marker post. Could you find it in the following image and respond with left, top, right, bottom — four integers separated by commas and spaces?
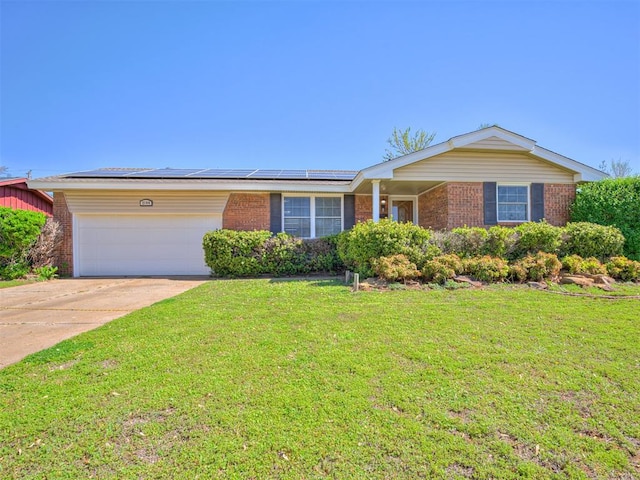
345, 270, 352, 284
353, 273, 359, 291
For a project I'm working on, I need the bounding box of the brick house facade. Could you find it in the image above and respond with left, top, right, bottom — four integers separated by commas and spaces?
31, 127, 605, 277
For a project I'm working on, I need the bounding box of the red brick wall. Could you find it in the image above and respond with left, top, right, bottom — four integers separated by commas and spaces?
446, 183, 484, 229
222, 193, 270, 231
53, 192, 73, 277
544, 184, 576, 226
418, 184, 448, 230
355, 195, 372, 224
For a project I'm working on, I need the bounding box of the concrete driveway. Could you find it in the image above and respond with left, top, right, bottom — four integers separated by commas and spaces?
0, 277, 207, 369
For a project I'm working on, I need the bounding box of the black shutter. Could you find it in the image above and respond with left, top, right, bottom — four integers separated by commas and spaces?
483, 182, 497, 225
531, 183, 545, 222
343, 195, 355, 230
270, 193, 282, 234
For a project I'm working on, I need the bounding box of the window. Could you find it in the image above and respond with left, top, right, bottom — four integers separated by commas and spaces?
283, 196, 342, 238
497, 185, 529, 222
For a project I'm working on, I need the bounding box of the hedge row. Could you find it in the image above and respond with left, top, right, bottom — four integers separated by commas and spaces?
338, 219, 624, 278
571, 176, 640, 260
202, 220, 628, 279
202, 230, 342, 277
381, 252, 640, 284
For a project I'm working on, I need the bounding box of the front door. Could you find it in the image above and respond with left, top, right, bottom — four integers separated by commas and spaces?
391, 200, 414, 223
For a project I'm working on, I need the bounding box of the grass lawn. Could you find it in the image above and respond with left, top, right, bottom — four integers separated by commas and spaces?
0, 280, 638, 479
0, 279, 35, 289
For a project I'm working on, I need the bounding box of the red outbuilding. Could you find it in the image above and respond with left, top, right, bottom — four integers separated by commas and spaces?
0, 178, 53, 215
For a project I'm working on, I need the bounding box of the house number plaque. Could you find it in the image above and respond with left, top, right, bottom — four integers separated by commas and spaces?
140, 199, 153, 207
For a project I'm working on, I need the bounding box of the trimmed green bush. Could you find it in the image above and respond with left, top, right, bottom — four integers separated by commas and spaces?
337, 219, 439, 277
373, 254, 420, 282
202, 230, 344, 278
512, 220, 562, 258
605, 256, 640, 282
449, 226, 488, 258
485, 225, 518, 258
462, 255, 509, 282
0, 207, 47, 279
203, 230, 271, 277
571, 177, 640, 260
561, 222, 624, 261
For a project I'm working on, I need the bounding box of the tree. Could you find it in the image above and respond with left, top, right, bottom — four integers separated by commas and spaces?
598, 158, 634, 178
383, 127, 436, 161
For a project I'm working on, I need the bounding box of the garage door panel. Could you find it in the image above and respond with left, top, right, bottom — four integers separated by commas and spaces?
76, 215, 220, 276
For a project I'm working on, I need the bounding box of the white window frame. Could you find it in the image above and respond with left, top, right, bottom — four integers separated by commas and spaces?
282, 194, 343, 238
496, 184, 530, 223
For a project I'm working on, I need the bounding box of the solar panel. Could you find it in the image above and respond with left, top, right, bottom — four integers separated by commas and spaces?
63, 168, 357, 181
65, 169, 150, 178
128, 169, 205, 178
188, 169, 256, 178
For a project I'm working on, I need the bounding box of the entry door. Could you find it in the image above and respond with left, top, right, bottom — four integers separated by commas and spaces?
391, 200, 414, 223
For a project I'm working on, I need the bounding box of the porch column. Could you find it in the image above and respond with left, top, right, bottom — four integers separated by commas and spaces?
372, 180, 380, 222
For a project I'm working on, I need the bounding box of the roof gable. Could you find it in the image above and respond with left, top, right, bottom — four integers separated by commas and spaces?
354, 126, 607, 184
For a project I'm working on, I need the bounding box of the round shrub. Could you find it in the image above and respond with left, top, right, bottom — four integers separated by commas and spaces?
373, 254, 420, 282
606, 256, 640, 281
514, 252, 562, 282
421, 254, 463, 284
449, 227, 488, 258
485, 225, 517, 258
561, 254, 606, 275
203, 229, 271, 277
512, 220, 563, 259
561, 222, 624, 261
462, 255, 509, 283
337, 219, 439, 278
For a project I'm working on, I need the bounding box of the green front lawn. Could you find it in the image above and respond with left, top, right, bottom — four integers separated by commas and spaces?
1, 280, 638, 479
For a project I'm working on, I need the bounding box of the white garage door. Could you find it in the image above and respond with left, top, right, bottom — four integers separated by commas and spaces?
76, 214, 220, 276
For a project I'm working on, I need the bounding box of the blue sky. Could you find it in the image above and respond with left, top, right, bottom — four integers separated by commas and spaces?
1, 0, 639, 179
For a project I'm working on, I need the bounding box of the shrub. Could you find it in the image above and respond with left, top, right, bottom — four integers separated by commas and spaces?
514, 252, 562, 282
374, 254, 420, 282
28, 217, 63, 268
34, 265, 58, 281
337, 219, 438, 278
259, 233, 306, 276
485, 225, 518, 258
606, 256, 640, 282
512, 221, 562, 258
462, 255, 509, 282
301, 236, 344, 274
571, 177, 640, 260
202, 230, 344, 277
561, 254, 584, 274
0, 207, 47, 280
203, 230, 273, 277
508, 264, 528, 283
561, 222, 625, 261
421, 254, 463, 284
449, 227, 488, 258
561, 254, 607, 276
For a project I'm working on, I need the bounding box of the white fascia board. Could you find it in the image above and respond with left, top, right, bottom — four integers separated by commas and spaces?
530, 146, 608, 182
448, 126, 536, 150
27, 179, 352, 193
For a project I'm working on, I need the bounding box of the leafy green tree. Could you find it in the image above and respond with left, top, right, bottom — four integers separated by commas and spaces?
383, 127, 436, 161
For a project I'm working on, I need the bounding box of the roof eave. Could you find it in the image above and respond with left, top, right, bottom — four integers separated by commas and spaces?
27, 178, 353, 193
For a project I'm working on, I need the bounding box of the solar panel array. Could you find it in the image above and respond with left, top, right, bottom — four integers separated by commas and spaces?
65, 168, 358, 181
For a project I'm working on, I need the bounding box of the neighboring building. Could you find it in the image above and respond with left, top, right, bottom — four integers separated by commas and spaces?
0, 177, 53, 215
28, 127, 606, 277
